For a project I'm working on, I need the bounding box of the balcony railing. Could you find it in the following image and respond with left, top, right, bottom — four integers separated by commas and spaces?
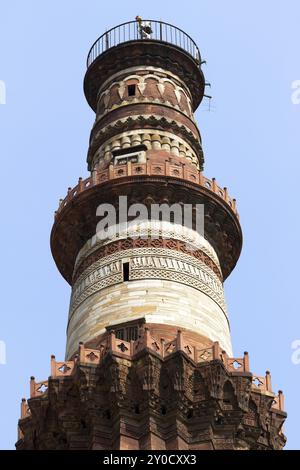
87, 20, 201, 68
20, 334, 285, 415
54, 161, 238, 219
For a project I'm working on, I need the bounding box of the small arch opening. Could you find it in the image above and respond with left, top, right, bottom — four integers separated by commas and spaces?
128, 84, 136, 96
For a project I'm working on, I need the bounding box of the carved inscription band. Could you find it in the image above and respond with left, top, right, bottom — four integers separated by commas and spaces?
70, 247, 227, 319
73, 237, 223, 283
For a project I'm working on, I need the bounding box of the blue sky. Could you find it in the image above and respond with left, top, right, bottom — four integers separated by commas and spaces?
0, 0, 299, 449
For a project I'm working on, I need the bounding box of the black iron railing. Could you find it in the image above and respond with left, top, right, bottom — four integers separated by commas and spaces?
87, 20, 201, 68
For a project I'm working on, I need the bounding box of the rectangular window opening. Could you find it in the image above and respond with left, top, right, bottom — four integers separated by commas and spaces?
123, 262, 130, 282
128, 84, 136, 97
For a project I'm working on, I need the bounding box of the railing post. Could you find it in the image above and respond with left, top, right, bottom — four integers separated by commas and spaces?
176, 330, 184, 351
109, 164, 114, 180
244, 351, 250, 371
145, 327, 152, 348
78, 177, 83, 193
278, 390, 284, 411
266, 370, 272, 392
160, 338, 165, 358
109, 331, 116, 352
21, 398, 27, 419
221, 350, 228, 368
92, 169, 98, 185
79, 342, 85, 363
146, 158, 151, 176
51, 355, 56, 377
213, 342, 220, 360
30, 376, 35, 398
212, 177, 217, 192
165, 159, 170, 176
224, 187, 229, 202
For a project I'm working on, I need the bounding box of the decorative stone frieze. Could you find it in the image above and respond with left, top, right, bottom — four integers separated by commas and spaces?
91, 129, 199, 169
96, 67, 193, 120
17, 329, 286, 450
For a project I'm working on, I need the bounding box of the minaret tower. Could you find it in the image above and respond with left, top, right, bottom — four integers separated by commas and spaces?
17, 18, 286, 450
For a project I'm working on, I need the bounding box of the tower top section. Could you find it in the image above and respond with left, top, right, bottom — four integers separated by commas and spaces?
84, 18, 205, 112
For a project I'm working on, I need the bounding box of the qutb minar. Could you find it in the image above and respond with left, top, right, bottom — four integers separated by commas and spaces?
16, 18, 287, 450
